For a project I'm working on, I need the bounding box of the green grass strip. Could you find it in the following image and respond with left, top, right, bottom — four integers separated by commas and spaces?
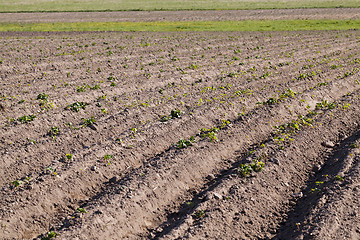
1, 20, 359, 32
0, 0, 359, 12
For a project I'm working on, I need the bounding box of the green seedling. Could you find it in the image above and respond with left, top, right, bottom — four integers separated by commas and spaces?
25, 176, 31, 183
46, 167, 57, 175
264, 97, 277, 105
41, 231, 57, 240
107, 74, 117, 81
66, 154, 73, 161
90, 84, 100, 90
11, 180, 23, 187
238, 164, 253, 177
160, 109, 183, 122
194, 210, 205, 219
176, 136, 195, 149
315, 100, 337, 110
104, 154, 113, 160
76, 208, 88, 213
82, 117, 96, 127
27, 138, 36, 144
238, 160, 265, 177
208, 131, 218, 142
18, 114, 36, 123
200, 127, 219, 142
76, 85, 86, 92
48, 126, 60, 139
160, 115, 172, 122
171, 109, 182, 118
66, 102, 87, 112
350, 142, 358, 148
251, 161, 265, 172
310, 188, 321, 193
335, 175, 344, 181
37, 93, 49, 101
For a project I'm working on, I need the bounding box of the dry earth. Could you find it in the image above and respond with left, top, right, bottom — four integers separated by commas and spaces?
0, 29, 360, 240
0, 8, 359, 23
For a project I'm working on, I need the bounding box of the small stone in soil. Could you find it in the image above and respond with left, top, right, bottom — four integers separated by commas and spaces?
206, 174, 215, 181
322, 141, 335, 148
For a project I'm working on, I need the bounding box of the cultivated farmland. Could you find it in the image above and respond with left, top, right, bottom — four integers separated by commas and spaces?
0, 30, 360, 239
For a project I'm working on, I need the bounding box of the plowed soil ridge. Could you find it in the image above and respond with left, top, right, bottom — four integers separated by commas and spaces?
0, 31, 359, 239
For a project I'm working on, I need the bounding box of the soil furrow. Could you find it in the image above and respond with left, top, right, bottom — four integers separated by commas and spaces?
275, 131, 360, 240
0, 30, 359, 240
156, 90, 360, 240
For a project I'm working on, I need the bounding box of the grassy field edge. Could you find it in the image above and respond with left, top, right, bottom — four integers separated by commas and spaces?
1, 19, 359, 32
0, 0, 359, 13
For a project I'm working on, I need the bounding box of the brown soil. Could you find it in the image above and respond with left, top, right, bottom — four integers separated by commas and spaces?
0, 8, 359, 23
0, 30, 360, 240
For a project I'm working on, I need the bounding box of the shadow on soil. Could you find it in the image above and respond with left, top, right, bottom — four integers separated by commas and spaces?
273, 130, 360, 240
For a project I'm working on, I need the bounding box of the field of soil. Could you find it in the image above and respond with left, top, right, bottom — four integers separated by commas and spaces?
0, 30, 360, 239
0, 8, 360, 23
